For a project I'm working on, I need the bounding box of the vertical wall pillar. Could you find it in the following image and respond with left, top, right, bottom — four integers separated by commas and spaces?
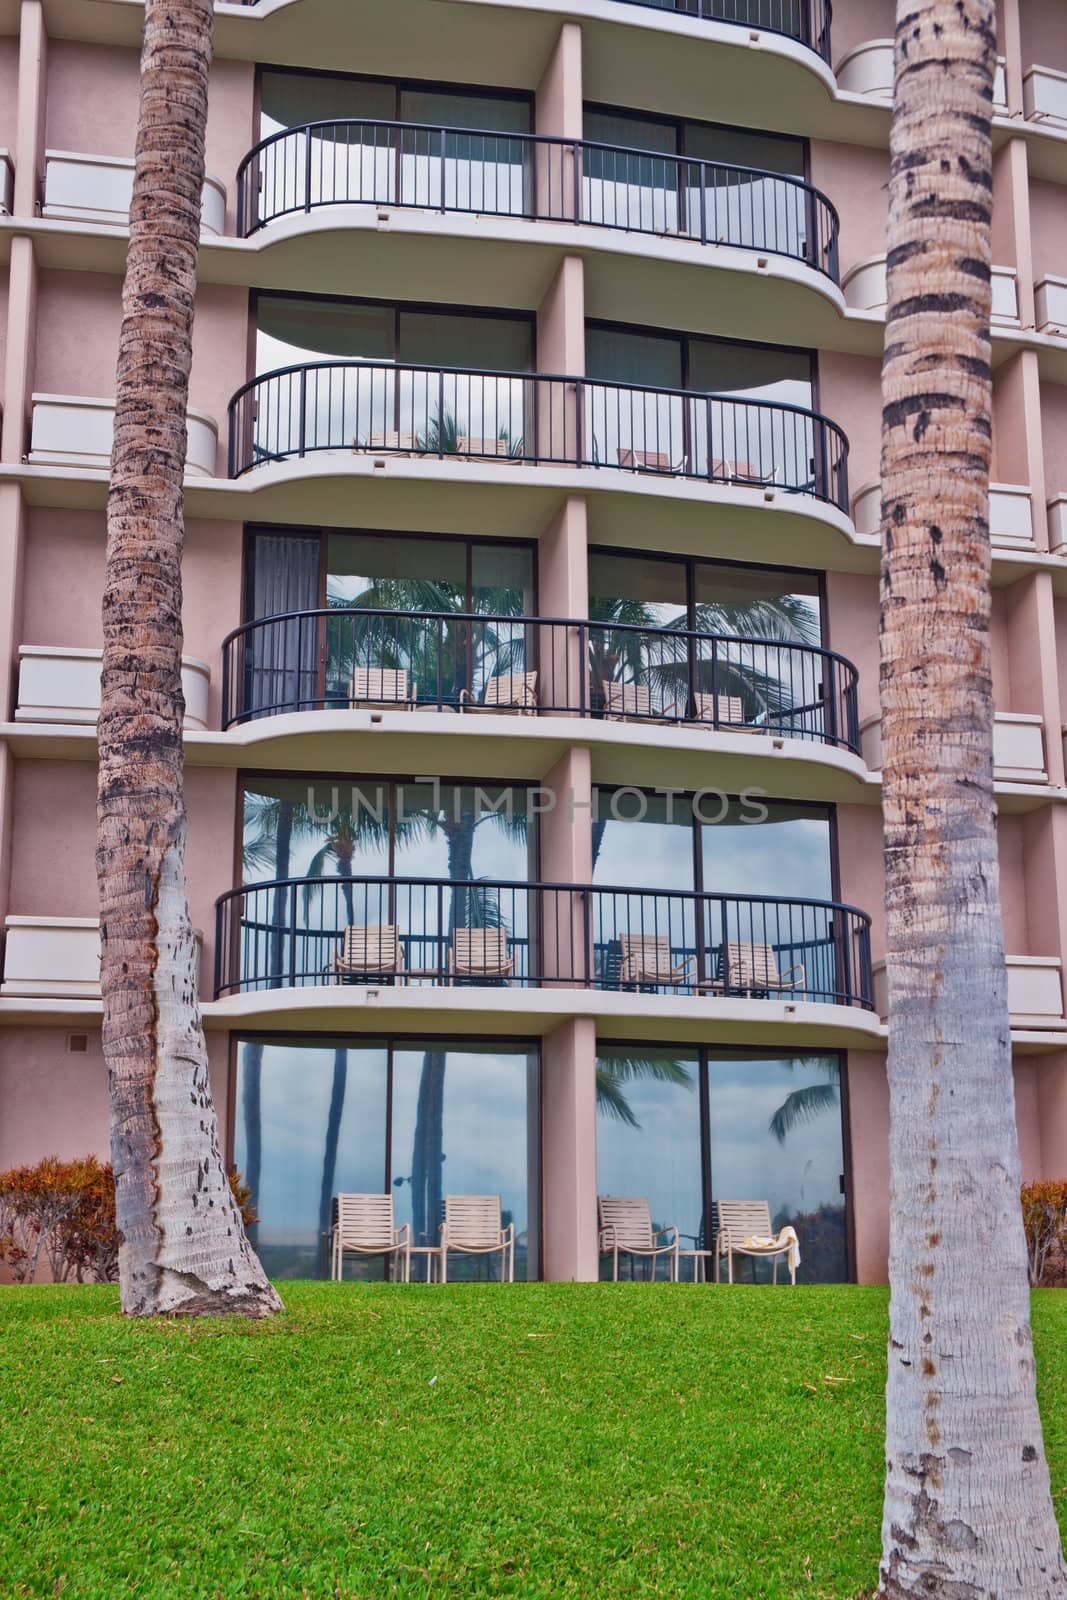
541, 1016, 598, 1281
538, 495, 588, 715
536, 255, 584, 465
535, 22, 583, 221
845, 1049, 890, 1283
13, 0, 46, 220
1036, 1054, 1067, 1182
540, 744, 592, 986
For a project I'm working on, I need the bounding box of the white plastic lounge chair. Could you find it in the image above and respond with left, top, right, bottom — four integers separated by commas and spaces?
720, 941, 806, 996
617, 447, 682, 473
460, 671, 538, 716
713, 1200, 800, 1285
332, 924, 405, 982
618, 933, 695, 990
598, 1195, 679, 1281
356, 431, 419, 457
600, 680, 669, 722
439, 1194, 515, 1282
448, 928, 513, 984
331, 1192, 411, 1282
350, 666, 416, 710
457, 436, 522, 462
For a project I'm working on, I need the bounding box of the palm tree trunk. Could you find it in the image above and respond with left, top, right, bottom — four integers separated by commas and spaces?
879, 2, 1064, 1591
411, 812, 477, 1247
97, 0, 279, 1318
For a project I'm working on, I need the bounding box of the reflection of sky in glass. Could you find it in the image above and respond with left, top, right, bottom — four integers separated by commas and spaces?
593, 794, 833, 902
707, 1053, 842, 1224
596, 1050, 702, 1246
233, 1038, 536, 1277
391, 1047, 535, 1268
595, 1049, 845, 1279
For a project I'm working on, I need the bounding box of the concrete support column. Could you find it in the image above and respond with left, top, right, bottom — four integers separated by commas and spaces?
535, 22, 583, 220
13, 0, 47, 220
540, 744, 592, 985
536, 255, 584, 464
1, 237, 38, 463
996, 0, 1025, 117
1036, 1055, 1067, 1181
541, 1015, 598, 1281
538, 495, 588, 714
844, 1049, 890, 1284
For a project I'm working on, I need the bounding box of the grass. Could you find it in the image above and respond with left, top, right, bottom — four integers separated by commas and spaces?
0, 1285, 1064, 1600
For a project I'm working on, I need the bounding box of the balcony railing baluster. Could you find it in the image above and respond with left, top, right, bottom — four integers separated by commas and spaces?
214, 874, 871, 1007
234, 122, 839, 281
227, 360, 849, 510
220, 606, 861, 752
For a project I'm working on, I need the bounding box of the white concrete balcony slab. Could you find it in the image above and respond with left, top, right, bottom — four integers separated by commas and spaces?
861, 710, 1047, 784
42, 150, 226, 235
1024, 64, 1067, 130
838, 40, 1006, 111
844, 256, 1018, 323
0, 149, 12, 216
853, 480, 1034, 549
15, 645, 210, 729
1036, 276, 1067, 335
873, 954, 1064, 1027
1, 916, 203, 1001
28, 394, 219, 477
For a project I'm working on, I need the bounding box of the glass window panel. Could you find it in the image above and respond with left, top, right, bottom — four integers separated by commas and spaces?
256, 294, 394, 371
682, 124, 805, 177
325, 532, 466, 610
390, 1044, 539, 1279
582, 113, 680, 233
470, 542, 534, 616
397, 93, 531, 215
234, 1037, 389, 1279
592, 791, 696, 989
586, 327, 682, 388
399, 90, 530, 134
686, 338, 812, 407
707, 1051, 846, 1283
399, 311, 532, 372
588, 551, 688, 629
259, 71, 395, 140
693, 562, 820, 639
701, 799, 832, 900
596, 1046, 702, 1279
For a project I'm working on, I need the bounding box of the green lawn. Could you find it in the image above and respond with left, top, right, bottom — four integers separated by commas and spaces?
0, 1285, 1064, 1600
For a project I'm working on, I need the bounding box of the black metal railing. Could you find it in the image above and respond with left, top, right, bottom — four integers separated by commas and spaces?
214, 875, 872, 1008
612, 0, 832, 63
227, 361, 849, 508
220, 606, 860, 752
235, 121, 839, 280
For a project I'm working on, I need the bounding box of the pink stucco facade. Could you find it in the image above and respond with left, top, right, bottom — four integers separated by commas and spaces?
1, 0, 1066, 1285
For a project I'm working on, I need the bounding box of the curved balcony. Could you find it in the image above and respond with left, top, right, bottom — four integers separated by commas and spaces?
220, 607, 860, 753
235, 121, 839, 282
227, 362, 849, 511
229, 0, 832, 65
214, 875, 873, 1009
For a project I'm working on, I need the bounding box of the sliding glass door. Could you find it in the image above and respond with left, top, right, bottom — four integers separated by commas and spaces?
233, 1036, 540, 1280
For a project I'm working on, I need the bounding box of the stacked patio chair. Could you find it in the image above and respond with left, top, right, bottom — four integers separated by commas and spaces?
460, 671, 538, 715
617, 933, 695, 991
719, 941, 806, 998
439, 1194, 515, 1282
712, 1199, 800, 1285
448, 928, 513, 985
598, 1195, 679, 1281
331, 924, 406, 984
349, 666, 417, 710
331, 1192, 411, 1282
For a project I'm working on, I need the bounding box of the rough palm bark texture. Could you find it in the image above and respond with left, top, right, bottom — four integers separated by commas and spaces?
879, 1, 1064, 1593
99, 0, 280, 1318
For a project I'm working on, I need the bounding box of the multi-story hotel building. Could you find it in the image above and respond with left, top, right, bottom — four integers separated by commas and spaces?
1, 0, 1065, 1284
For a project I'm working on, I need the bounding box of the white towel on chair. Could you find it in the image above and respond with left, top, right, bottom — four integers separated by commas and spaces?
741, 1226, 801, 1272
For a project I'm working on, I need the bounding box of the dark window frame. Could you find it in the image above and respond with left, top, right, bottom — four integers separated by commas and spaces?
583, 100, 810, 183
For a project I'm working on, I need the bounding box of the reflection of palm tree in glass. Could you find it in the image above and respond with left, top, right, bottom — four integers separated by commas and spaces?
589, 589, 821, 730
326, 564, 529, 711
768, 1058, 840, 1145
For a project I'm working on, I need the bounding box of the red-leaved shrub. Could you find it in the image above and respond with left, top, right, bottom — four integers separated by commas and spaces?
1021, 1181, 1067, 1287
0, 1157, 256, 1284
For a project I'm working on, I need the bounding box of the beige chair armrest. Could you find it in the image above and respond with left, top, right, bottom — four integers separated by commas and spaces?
459, 688, 473, 706
502, 1222, 516, 1245
395, 1222, 411, 1246
781, 963, 806, 984
654, 1225, 679, 1246
599, 1226, 617, 1250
